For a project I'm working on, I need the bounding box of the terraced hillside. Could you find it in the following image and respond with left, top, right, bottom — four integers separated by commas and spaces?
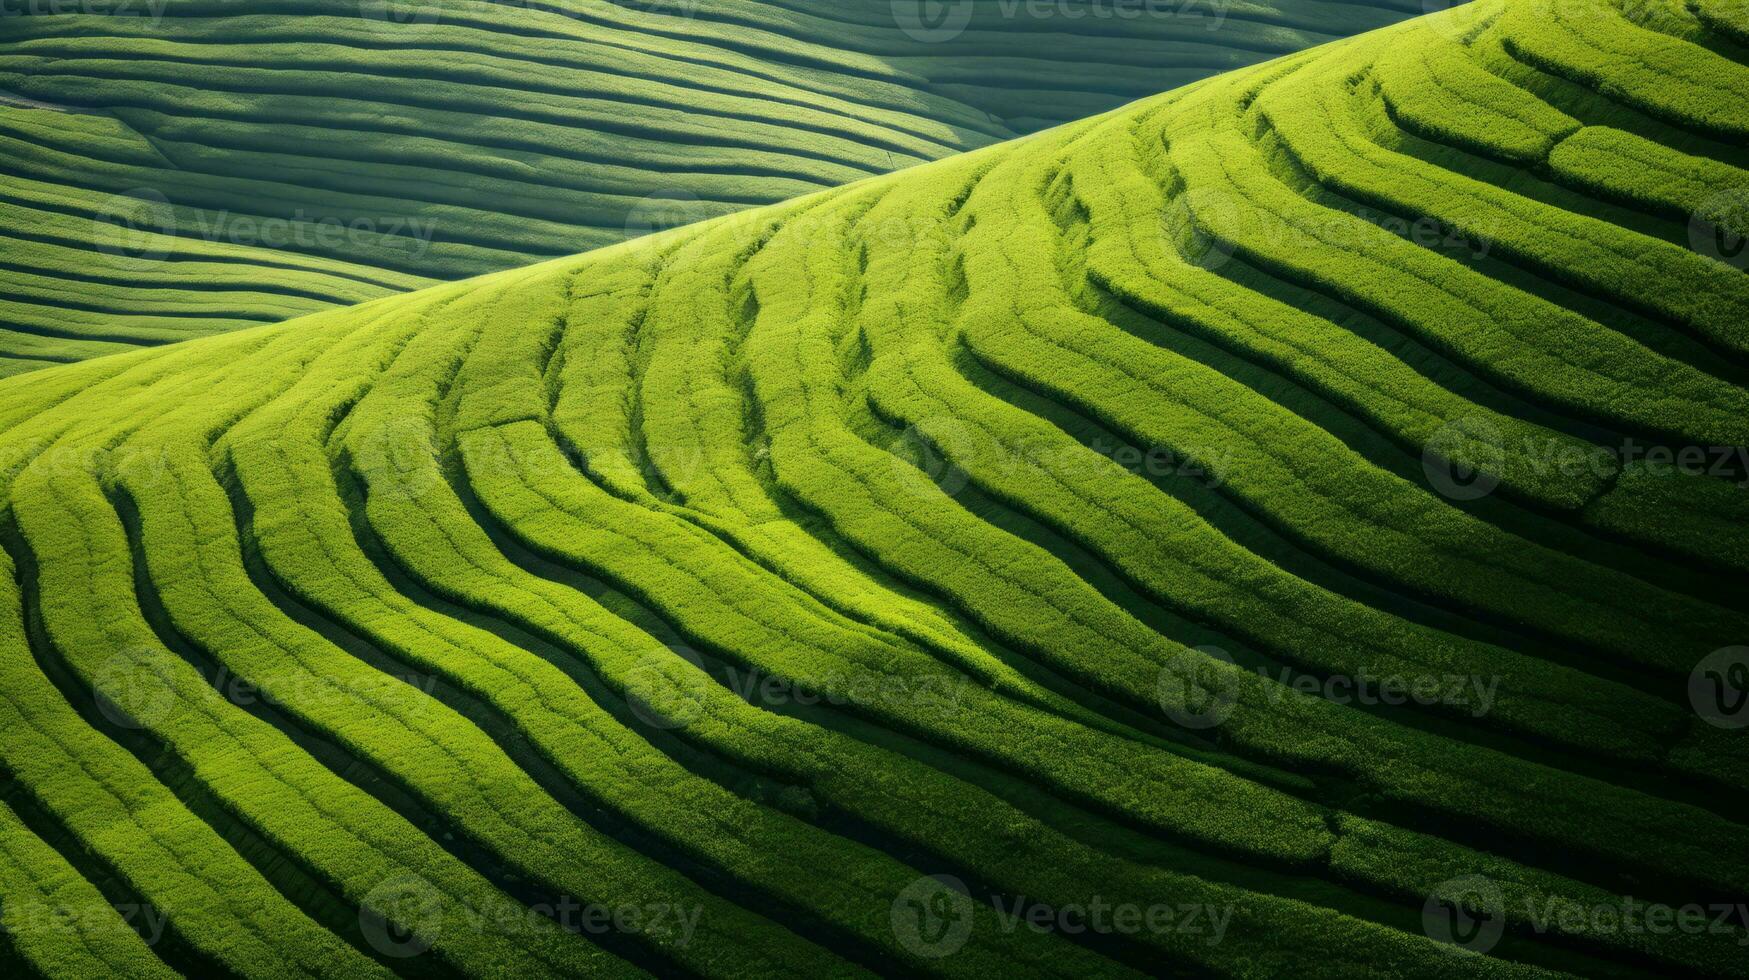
0, 0, 1425, 375
2, 0, 1749, 975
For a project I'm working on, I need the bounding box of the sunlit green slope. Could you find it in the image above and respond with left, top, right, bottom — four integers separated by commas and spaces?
1, 0, 1747, 975
0, 0, 1423, 374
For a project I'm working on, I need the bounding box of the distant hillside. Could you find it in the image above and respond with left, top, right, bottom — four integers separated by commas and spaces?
1, 0, 1745, 975
0, 0, 1425, 373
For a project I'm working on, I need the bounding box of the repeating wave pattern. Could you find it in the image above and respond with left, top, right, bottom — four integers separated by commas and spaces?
0, 0, 1746, 975
0, 0, 1422, 371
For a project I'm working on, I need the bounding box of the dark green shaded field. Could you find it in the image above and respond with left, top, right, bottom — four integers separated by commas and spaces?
0, 0, 1422, 371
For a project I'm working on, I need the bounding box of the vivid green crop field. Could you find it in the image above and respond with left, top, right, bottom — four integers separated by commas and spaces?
0, 0, 1425, 371
2, 0, 1749, 976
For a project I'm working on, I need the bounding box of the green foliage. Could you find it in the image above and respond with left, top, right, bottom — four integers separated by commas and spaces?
0, 495, 385, 978
1, 0, 1747, 976
0, 0, 1420, 371
0, 798, 178, 980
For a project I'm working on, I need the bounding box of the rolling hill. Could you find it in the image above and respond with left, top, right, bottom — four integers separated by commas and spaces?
2, 0, 1748, 976
0, 0, 1428, 374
